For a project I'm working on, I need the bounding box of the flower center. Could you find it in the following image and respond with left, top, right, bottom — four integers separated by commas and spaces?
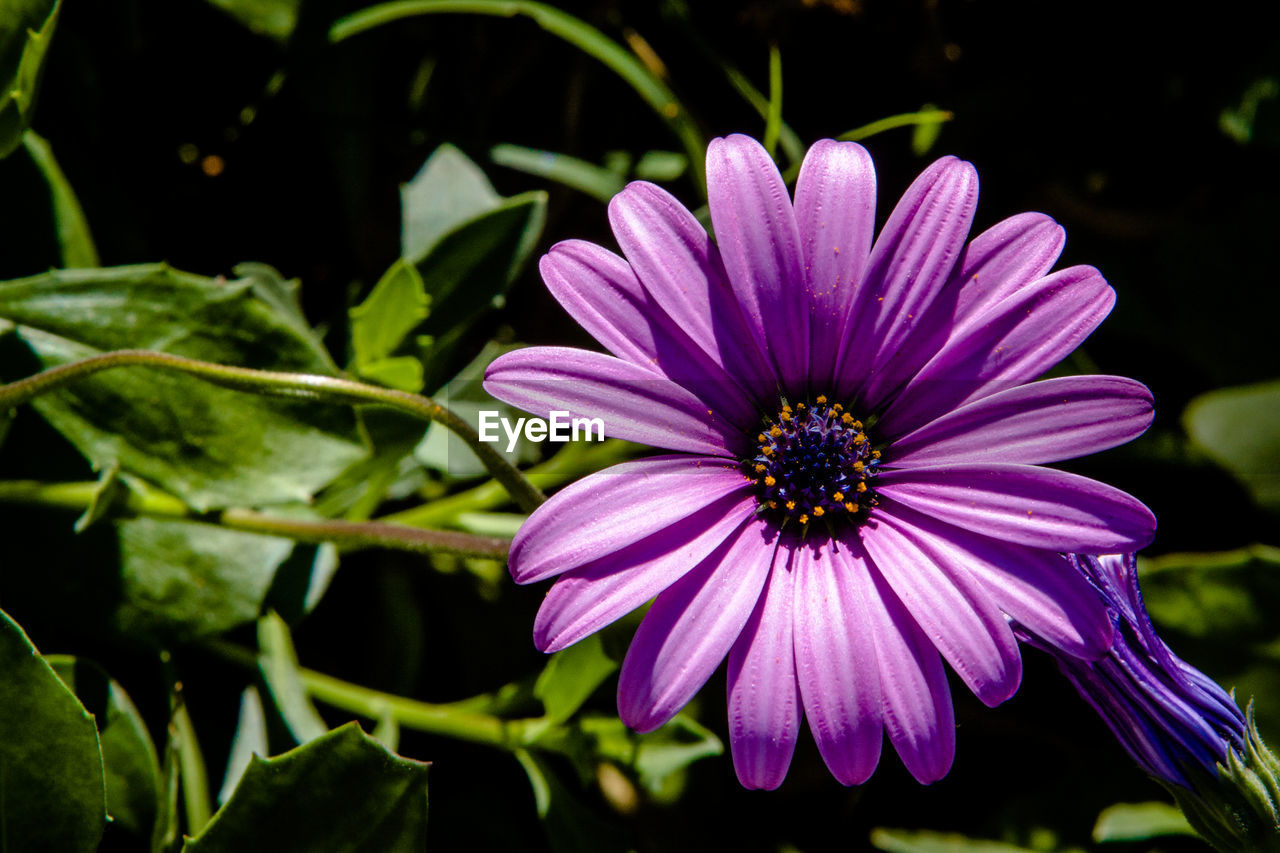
746, 396, 880, 527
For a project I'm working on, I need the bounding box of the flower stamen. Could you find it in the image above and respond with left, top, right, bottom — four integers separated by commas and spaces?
745, 396, 880, 526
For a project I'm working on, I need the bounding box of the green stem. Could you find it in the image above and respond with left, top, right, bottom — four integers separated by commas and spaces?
203, 641, 641, 766
779, 109, 957, 183
380, 438, 636, 529
0, 348, 544, 512
0, 479, 510, 559
330, 0, 708, 195
762, 44, 783, 160
208, 640, 524, 749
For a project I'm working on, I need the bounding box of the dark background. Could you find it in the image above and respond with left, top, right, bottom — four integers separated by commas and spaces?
2, 0, 1278, 850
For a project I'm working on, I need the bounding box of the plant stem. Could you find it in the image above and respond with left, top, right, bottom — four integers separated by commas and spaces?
0, 479, 511, 559
380, 438, 636, 528
207, 640, 526, 749
0, 348, 544, 512
330, 0, 708, 196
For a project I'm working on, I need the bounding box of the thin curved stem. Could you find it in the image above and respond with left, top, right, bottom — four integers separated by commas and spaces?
0, 479, 511, 559
330, 0, 708, 196
0, 348, 544, 512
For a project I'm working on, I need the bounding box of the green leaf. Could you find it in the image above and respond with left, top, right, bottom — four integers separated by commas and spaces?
48, 655, 163, 837
1220, 76, 1279, 145
401, 143, 501, 263
257, 611, 329, 744
1092, 801, 1196, 842
515, 749, 631, 853
22, 129, 99, 266
1139, 545, 1280, 641
490, 143, 624, 203
172, 699, 212, 835
534, 634, 617, 725
1184, 379, 1280, 511
577, 712, 722, 798
633, 150, 687, 182
202, 0, 301, 42
1137, 546, 1280, 738
870, 828, 1040, 853
113, 517, 297, 644
630, 713, 721, 797
0, 264, 367, 510
183, 723, 429, 853
218, 687, 268, 805
0, 608, 107, 851
349, 258, 429, 391
398, 145, 546, 388
413, 195, 547, 352
0, 0, 60, 158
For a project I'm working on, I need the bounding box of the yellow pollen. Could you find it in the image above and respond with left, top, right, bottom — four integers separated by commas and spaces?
754, 464, 766, 473
872, 450, 881, 459
797, 402, 806, 410
781, 404, 792, 413
853, 433, 867, 444
841, 413, 854, 424
757, 433, 767, 442
768, 500, 778, 509
780, 411, 791, 422
847, 502, 859, 512
764, 475, 776, 487
785, 500, 796, 511
798, 514, 809, 524
851, 420, 863, 429
812, 506, 825, 517
832, 491, 844, 502
856, 482, 867, 493
852, 460, 864, 471
833, 403, 843, 412
762, 446, 774, 456
770, 426, 783, 438
816, 395, 828, 404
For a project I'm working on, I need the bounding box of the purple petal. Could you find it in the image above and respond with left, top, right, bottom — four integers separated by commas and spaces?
861, 513, 1022, 707
879, 265, 1115, 438
726, 548, 803, 790
793, 140, 876, 392
539, 240, 759, 426
793, 538, 884, 785
876, 464, 1156, 553
534, 492, 758, 652
707, 134, 810, 393
617, 518, 778, 733
508, 455, 751, 584
834, 156, 979, 403
864, 568, 956, 783
484, 346, 747, 456
607, 181, 777, 400
949, 212, 1067, 323
858, 212, 1065, 410
880, 504, 1113, 660
889, 375, 1154, 467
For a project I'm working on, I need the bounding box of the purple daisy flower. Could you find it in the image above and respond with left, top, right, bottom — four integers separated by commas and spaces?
484, 134, 1156, 789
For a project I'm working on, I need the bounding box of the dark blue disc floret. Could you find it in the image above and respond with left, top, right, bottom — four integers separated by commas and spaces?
746, 395, 880, 526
